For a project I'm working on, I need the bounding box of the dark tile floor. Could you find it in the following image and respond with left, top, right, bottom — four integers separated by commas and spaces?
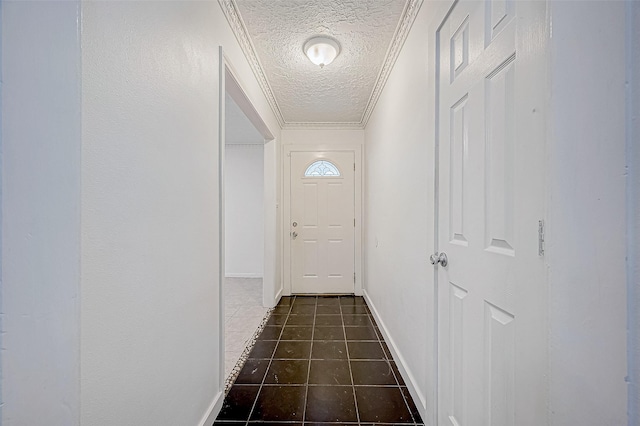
215, 295, 423, 425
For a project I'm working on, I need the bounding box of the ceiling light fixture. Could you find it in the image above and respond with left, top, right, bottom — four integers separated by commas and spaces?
304, 36, 340, 68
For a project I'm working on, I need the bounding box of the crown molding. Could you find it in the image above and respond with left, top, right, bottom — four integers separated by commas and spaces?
359, 0, 424, 127
218, 0, 286, 127
219, 0, 423, 130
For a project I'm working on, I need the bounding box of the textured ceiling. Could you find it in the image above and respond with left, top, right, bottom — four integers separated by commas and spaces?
221, 0, 422, 128
226, 92, 265, 145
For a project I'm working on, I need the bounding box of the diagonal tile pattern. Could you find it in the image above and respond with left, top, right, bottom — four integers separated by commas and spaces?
215, 295, 423, 425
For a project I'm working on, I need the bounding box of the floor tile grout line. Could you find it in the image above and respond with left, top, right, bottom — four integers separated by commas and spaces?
252, 383, 405, 387
257, 339, 382, 343
341, 297, 361, 425
244, 297, 293, 422
396, 368, 418, 425
369, 302, 416, 424
301, 296, 317, 423
221, 296, 421, 425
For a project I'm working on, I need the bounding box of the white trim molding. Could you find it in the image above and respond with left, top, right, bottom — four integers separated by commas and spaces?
359, 0, 424, 126
363, 289, 430, 425
225, 273, 264, 279
197, 390, 225, 426
218, 0, 424, 129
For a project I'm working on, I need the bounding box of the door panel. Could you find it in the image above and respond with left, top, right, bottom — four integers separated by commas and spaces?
450, 94, 469, 246
291, 151, 355, 294
436, 1, 547, 425
485, 57, 516, 255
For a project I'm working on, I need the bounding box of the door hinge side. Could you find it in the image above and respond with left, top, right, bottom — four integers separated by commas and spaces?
538, 220, 545, 256
354, 163, 356, 171
354, 218, 356, 227
354, 272, 356, 283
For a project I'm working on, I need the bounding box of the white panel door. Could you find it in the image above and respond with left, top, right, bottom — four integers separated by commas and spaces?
290, 151, 355, 294
436, 1, 547, 426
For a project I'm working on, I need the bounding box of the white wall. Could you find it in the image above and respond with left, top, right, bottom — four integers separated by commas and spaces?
627, 1, 640, 423
282, 128, 364, 147
264, 138, 280, 306
2, 1, 281, 425
547, 2, 628, 425
225, 145, 264, 277
364, 2, 633, 426
1, 2, 82, 424
225, 92, 264, 145
79, 2, 281, 423
362, 2, 437, 423
80, 3, 223, 424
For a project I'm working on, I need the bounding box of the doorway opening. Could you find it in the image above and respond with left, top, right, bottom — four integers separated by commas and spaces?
223, 91, 267, 378
282, 145, 363, 296
222, 62, 275, 382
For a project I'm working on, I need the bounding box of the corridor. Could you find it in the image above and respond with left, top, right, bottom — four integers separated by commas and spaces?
2, 1, 636, 425
215, 296, 422, 424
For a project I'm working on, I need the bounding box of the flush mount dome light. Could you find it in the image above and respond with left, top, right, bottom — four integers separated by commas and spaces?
304, 36, 341, 68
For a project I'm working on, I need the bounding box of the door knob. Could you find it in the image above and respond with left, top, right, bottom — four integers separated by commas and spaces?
430, 252, 448, 267
292, 231, 298, 240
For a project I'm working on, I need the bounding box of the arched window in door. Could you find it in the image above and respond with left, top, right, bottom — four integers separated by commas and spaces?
304, 160, 341, 177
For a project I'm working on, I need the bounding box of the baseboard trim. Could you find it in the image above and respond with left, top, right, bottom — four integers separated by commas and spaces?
271, 287, 283, 308
225, 273, 263, 279
198, 390, 224, 426
363, 289, 429, 425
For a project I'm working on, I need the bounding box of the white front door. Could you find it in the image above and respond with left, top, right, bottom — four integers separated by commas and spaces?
436, 1, 547, 425
290, 151, 355, 294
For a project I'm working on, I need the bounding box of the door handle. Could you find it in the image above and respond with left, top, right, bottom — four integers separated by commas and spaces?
430, 252, 448, 267
292, 231, 298, 240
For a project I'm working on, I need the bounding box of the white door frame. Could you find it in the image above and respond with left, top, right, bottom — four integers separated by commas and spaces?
282, 144, 363, 296
432, 1, 549, 424
218, 50, 277, 391
217, 46, 225, 397
223, 58, 276, 307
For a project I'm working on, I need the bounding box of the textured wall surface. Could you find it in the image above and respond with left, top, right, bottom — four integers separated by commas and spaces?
627, 1, 640, 423
80, 2, 222, 425
1, 2, 82, 424
281, 128, 364, 146
235, 0, 405, 124
362, 2, 440, 423
547, 2, 628, 425
1, 0, 282, 424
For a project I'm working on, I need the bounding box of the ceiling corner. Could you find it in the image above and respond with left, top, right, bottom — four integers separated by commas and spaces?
219, 0, 424, 130
360, 0, 425, 128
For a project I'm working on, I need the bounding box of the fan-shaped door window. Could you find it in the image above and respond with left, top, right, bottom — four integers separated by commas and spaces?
304, 160, 341, 177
